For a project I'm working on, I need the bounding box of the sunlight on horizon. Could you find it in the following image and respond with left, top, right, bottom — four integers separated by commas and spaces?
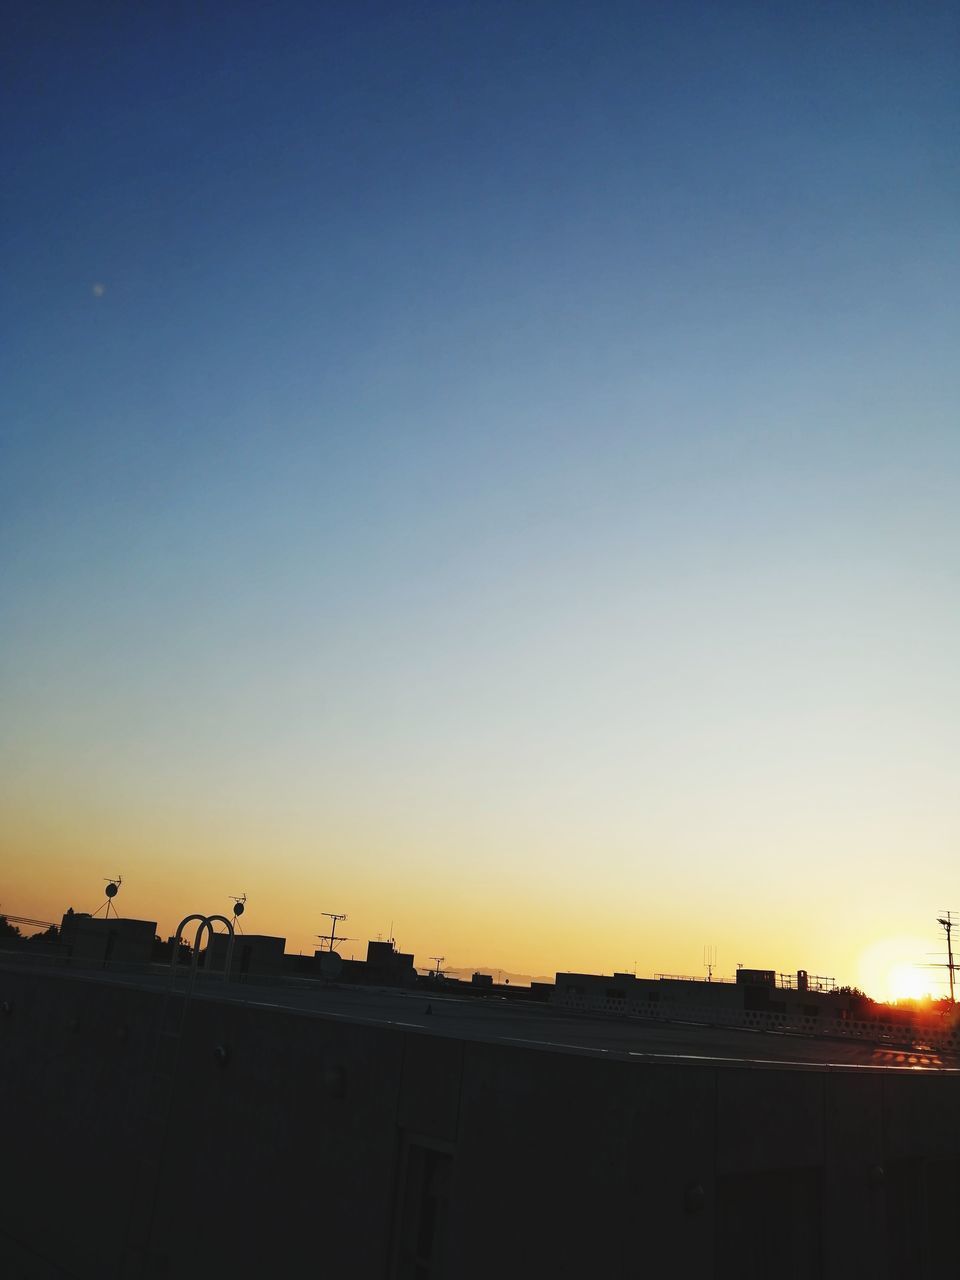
857, 936, 943, 1004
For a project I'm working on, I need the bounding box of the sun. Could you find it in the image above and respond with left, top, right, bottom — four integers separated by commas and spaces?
856, 935, 938, 1004
885, 963, 932, 1003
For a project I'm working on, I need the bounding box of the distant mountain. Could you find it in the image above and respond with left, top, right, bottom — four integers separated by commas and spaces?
443, 966, 554, 987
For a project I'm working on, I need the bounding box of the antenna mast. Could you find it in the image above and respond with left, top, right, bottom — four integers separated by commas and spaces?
318, 912, 350, 954
230, 894, 247, 934
703, 944, 717, 983
937, 912, 957, 1004
92, 876, 122, 919
430, 955, 445, 978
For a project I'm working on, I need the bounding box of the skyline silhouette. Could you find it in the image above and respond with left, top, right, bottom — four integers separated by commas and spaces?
2, 875, 954, 1006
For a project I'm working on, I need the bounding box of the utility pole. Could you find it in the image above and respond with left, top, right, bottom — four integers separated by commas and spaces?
937, 913, 956, 1003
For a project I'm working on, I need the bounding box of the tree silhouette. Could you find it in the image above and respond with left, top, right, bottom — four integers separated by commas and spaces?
26, 924, 59, 945
0, 916, 22, 942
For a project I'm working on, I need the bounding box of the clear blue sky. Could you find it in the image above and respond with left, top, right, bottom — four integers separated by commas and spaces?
2, 2, 958, 994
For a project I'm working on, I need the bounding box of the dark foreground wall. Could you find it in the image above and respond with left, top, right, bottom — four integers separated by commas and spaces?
2, 964, 960, 1280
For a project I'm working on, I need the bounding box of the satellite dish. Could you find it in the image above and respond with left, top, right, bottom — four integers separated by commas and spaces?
94, 875, 122, 919
234, 901, 245, 916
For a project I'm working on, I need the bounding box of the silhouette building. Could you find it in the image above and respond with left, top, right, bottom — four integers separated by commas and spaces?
58, 909, 156, 968
205, 932, 285, 982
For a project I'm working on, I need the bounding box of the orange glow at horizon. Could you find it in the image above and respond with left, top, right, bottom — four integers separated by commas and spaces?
884, 963, 934, 1003
2, 799, 949, 1002
856, 937, 942, 1005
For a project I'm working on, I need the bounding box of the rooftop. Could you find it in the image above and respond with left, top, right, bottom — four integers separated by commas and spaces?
2, 951, 956, 1074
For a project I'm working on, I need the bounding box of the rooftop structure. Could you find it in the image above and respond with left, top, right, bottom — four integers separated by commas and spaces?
58, 909, 156, 968
205, 932, 286, 982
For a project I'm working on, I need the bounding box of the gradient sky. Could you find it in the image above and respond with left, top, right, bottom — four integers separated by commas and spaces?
2, 2, 958, 998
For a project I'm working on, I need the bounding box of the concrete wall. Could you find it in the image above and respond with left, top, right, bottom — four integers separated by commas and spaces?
2, 963, 960, 1279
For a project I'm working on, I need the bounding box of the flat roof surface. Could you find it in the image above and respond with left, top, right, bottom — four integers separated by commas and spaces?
3, 954, 957, 1073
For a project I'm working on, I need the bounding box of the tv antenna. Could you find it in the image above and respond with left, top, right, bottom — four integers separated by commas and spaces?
704, 945, 717, 983
318, 912, 351, 954
429, 955, 446, 978
92, 876, 122, 919
230, 894, 247, 934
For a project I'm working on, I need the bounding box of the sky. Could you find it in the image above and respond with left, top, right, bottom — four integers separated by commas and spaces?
2, 1, 958, 999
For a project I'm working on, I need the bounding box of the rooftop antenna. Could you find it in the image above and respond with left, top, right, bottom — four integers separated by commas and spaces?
92, 876, 122, 919
430, 955, 446, 978
704, 945, 717, 983
318, 912, 351, 954
230, 894, 247, 935
937, 912, 957, 1004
